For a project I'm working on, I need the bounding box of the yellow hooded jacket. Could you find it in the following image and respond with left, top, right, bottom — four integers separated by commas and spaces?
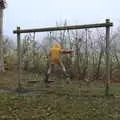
49, 44, 63, 64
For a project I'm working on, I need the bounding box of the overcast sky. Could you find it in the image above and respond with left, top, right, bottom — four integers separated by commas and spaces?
3, 0, 120, 38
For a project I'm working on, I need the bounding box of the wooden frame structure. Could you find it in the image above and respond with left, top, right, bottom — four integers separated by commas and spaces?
13, 19, 113, 96
0, 0, 7, 72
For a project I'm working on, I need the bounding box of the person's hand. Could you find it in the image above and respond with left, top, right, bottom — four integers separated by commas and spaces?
62, 50, 74, 54
70, 50, 74, 53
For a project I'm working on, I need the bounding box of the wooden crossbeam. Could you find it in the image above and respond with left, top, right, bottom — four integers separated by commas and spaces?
13, 22, 113, 34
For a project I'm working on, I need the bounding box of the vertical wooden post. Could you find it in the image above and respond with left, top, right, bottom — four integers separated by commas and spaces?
105, 19, 110, 96
49, 32, 52, 48
0, 8, 4, 72
17, 27, 22, 92
85, 28, 88, 74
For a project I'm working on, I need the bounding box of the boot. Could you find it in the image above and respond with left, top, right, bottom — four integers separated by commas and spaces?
44, 73, 49, 83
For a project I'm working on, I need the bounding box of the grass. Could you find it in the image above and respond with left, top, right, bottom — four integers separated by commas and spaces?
0, 70, 120, 119
0, 93, 120, 120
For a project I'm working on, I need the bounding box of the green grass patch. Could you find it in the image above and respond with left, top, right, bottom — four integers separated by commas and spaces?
0, 93, 120, 120
0, 71, 120, 119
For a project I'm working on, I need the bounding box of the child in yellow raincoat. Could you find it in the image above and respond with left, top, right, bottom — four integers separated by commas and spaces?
44, 43, 73, 83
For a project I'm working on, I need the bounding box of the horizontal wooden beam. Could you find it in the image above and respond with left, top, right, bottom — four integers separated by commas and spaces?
13, 21, 113, 34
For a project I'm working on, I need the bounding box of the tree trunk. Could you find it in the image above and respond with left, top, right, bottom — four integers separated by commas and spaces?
95, 48, 103, 80
0, 9, 4, 72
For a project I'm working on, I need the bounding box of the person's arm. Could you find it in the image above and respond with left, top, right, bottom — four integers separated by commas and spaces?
62, 50, 73, 54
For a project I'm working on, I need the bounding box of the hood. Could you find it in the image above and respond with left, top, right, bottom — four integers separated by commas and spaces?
53, 43, 61, 49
